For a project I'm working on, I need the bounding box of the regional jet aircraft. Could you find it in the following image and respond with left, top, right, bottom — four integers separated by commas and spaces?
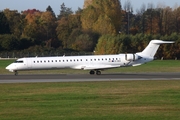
6, 40, 174, 75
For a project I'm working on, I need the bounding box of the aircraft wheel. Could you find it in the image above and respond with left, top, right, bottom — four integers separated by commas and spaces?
89, 70, 95, 75
96, 70, 101, 75
14, 71, 18, 76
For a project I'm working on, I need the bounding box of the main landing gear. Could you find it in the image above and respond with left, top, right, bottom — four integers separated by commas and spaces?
89, 70, 101, 75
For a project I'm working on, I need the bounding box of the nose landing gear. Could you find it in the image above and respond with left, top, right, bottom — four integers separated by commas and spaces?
14, 71, 18, 76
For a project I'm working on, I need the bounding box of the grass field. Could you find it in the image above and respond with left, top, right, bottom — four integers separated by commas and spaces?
0, 59, 180, 74
0, 60, 180, 120
0, 81, 180, 120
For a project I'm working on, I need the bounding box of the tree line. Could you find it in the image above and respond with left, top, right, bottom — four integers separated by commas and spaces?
0, 0, 180, 59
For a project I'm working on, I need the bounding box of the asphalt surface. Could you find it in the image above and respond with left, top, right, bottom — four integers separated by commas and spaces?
0, 73, 180, 83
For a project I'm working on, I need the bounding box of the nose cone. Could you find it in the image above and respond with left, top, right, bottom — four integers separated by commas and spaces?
6, 65, 10, 70
6, 64, 15, 72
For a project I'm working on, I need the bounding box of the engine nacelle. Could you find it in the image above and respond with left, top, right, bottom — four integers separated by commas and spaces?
125, 54, 140, 61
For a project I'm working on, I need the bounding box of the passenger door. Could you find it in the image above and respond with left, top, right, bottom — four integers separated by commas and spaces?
26, 58, 32, 69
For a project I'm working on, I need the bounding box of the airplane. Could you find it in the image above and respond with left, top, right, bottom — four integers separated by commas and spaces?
6, 40, 174, 75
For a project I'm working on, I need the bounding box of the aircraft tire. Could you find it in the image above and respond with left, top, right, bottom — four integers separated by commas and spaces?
96, 70, 101, 75
89, 70, 95, 75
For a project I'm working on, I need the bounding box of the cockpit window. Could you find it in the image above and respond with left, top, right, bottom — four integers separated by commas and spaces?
14, 60, 24, 63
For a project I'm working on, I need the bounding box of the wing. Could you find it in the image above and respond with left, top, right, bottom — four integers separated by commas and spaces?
71, 65, 121, 70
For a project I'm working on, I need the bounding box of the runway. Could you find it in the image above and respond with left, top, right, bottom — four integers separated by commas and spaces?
0, 73, 180, 83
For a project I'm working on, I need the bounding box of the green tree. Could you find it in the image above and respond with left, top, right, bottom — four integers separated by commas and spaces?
40, 11, 57, 40
46, 5, 56, 18
93, 14, 116, 35
81, 5, 98, 31
66, 14, 82, 48
173, 6, 180, 34
75, 7, 83, 14
18, 37, 33, 50
0, 34, 19, 50
73, 34, 94, 51
22, 12, 41, 44
81, 0, 122, 35
3, 9, 24, 38
40, 11, 59, 48
162, 7, 173, 35
22, 10, 58, 48
57, 3, 73, 20
0, 11, 10, 34
23, 11, 50, 45
56, 17, 69, 48
68, 28, 83, 49
95, 35, 120, 54
56, 13, 82, 49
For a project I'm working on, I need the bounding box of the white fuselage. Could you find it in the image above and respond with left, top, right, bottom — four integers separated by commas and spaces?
5, 54, 152, 72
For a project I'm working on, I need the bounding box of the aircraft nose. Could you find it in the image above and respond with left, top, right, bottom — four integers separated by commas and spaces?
6, 65, 10, 70
6, 64, 15, 72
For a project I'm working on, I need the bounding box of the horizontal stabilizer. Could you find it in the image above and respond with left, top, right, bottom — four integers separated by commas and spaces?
150, 40, 174, 44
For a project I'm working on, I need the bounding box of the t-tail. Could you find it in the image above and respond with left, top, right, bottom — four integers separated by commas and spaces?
137, 40, 174, 58
129, 40, 175, 66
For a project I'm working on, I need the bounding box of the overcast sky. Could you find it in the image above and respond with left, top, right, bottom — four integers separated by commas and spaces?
0, 0, 180, 15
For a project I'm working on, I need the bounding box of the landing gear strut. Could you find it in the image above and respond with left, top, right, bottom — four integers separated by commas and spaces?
14, 71, 18, 76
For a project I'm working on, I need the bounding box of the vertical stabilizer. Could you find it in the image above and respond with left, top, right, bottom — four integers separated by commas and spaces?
138, 40, 174, 57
